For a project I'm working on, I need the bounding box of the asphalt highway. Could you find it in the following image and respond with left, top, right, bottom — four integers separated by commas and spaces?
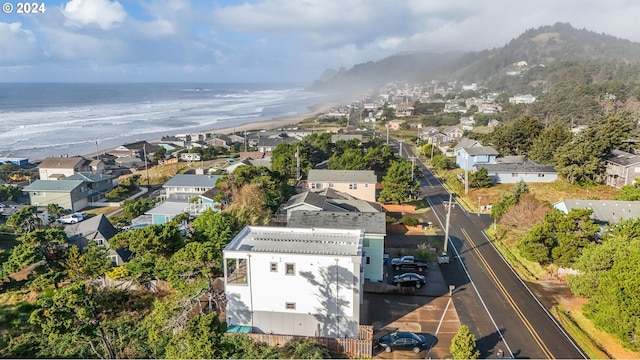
401, 144, 586, 359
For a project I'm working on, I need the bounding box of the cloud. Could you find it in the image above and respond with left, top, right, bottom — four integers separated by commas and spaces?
0, 22, 38, 63
63, 0, 127, 29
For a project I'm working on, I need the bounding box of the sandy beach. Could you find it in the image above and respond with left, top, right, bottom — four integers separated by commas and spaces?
185, 102, 337, 137
73, 102, 340, 161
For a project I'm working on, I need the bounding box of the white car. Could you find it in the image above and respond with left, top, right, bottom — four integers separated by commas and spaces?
58, 212, 88, 224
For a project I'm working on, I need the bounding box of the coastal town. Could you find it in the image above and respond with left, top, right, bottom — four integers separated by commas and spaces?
2, 70, 640, 359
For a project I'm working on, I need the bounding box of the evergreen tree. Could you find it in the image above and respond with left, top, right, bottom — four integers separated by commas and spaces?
449, 325, 480, 360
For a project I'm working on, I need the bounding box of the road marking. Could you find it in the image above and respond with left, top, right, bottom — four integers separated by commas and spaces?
435, 297, 452, 335
461, 228, 554, 359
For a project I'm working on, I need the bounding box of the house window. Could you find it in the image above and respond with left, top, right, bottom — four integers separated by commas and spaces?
108, 255, 119, 266
365, 184, 369, 188
270, 262, 278, 272
511, 173, 518, 177
538, 174, 545, 177
285, 302, 296, 310
31, 191, 43, 196
285, 263, 295, 275
329, 182, 334, 188
366, 256, 370, 265
94, 239, 104, 246
349, 183, 358, 190
363, 238, 370, 247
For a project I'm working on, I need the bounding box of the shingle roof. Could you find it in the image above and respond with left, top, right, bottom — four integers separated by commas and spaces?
23, 179, 84, 191
464, 146, 499, 156
66, 172, 113, 182
307, 169, 376, 183
287, 211, 386, 235
38, 157, 86, 169
284, 191, 326, 209
553, 200, 640, 224
604, 149, 640, 167
477, 161, 556, 173
163, 174, 222, 188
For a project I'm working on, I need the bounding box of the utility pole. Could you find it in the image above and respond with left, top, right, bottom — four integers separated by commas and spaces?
399, 141, 403, 156
386, 124, 389, 145
464, 153, 469, 195
438, 194, 454, 264
143, 143, 150, 188
409, 156, 417, 181
295, 146, 301, 181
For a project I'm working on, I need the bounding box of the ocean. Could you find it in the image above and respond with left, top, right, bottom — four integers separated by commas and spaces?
0, 83, 331, 161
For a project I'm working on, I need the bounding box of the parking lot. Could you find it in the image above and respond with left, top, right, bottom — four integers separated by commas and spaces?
359, 230, 461, 359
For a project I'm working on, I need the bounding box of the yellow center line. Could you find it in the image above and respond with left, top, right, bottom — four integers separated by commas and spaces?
461, 228, 554, 359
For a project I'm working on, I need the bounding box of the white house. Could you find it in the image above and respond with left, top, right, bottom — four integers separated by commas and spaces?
224, 226, 364, 338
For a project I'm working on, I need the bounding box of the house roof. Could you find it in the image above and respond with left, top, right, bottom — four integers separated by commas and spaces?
224, 226, 363, 256
463, 146, 499, 156
604, 149, 640, 167
163, 174, 222, 188
283, 191, 326, 209
200, 187, 222, 201
328, 199, 383, 213
553, 199, 640, 224
23, 179, 84, 191
38, 157, 86, 169
287, 211, 386, 235
307, 169, 376, 183
119, 141, 161, 152
65, 172, 113, 183
65, 214, 119, 242
146, 201, 190, 216
477, 161, 556, 173
495, 156, 526, 164
453, 137, 481, 150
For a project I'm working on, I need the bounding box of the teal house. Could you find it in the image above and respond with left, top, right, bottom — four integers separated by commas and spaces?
287, 211, 386, 282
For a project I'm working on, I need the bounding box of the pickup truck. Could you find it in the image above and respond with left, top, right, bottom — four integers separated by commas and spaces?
390, 255, 429, 272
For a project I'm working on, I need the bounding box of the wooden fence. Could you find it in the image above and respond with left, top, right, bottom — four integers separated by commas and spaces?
246, 325, 373, 358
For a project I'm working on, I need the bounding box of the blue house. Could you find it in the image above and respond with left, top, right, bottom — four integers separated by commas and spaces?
455, 146, 499, 171
199, 188, 222, 211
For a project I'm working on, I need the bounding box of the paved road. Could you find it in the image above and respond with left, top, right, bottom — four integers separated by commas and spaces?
400, 144, 586, 359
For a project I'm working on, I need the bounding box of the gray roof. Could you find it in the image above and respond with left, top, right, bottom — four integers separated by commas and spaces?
225, 226, 363, 256
328, 199, 383, 213
453, 137, 481, 150
604, 149, 640, 167
288, 211, 386, 235
283, 191, 326, 209
163, 174, 222, 188
477, 161, 557, 173
495, 156, 526, 164
66, 172, 113, 183
23, 179, 84, 191
65, 214, 119, 242
307, 169, 376, 183
146, 201, 190, 216
464, 146, 499, 156
553, 199, 640, 224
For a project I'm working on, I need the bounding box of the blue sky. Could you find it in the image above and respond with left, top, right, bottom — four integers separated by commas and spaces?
2, 0, 640, 83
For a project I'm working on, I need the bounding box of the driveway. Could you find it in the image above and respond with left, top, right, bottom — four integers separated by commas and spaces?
362, 229, 461, 359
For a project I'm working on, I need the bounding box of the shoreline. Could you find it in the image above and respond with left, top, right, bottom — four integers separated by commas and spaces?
74, 102, 339, 163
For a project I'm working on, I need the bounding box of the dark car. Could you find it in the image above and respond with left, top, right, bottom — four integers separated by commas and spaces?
378, 331, 428, 353
391, 272, 426, 288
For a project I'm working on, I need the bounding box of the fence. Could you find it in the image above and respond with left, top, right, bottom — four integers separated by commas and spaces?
381, 204, 416, 212
245, 325, 373, 358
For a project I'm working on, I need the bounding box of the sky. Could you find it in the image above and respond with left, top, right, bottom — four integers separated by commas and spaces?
1, 0, 640, 83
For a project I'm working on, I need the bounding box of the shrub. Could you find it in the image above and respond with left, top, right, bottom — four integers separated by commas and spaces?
399, 217, 420, 226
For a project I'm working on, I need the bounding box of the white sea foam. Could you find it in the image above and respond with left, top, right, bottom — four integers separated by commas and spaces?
0, 84, 325, 160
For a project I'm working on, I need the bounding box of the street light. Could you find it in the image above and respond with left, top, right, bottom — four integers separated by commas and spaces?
478, 196, 482, 216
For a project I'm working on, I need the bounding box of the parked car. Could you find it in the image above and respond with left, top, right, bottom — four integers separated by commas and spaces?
58, 212, 88, 224
378, 331, 428, 353
390, 255, 429, 272
391, 272, 426, 288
